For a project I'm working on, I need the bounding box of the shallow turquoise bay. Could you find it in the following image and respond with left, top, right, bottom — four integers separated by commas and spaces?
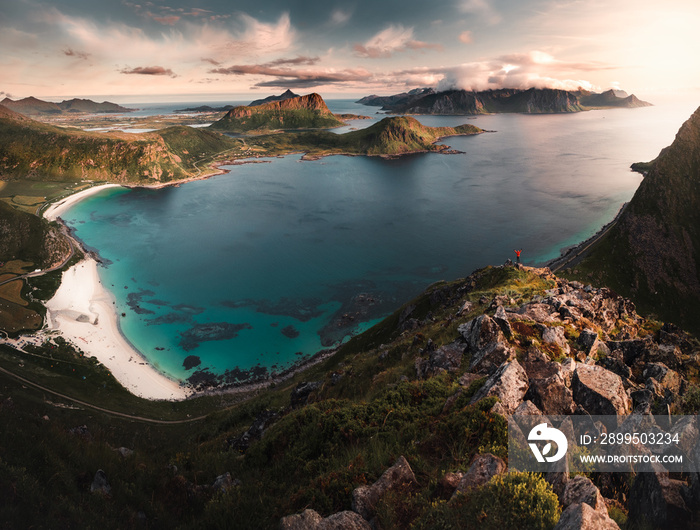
61, 101, 693, 384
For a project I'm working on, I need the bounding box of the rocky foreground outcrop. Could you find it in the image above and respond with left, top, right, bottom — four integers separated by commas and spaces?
278, 263, 699, 529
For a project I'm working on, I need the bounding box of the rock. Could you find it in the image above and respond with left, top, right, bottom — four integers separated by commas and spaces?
578, 330, 602, 357
457, 300, 474, 316
228, 410, 278, 453
439, 471, 464, 496
512, 302, 562, 323
493, 305, 512, 337
280, 508, 323, 530
470, 360, 529, 413
628, 462, 691, 528
542, 326, 570, 354
459, 315, 515, 373
643, 362, 682, 397
561, 476, 608, 515
553, 503, 620, 530
416, 341, 464, 379
212, 472, 235, 493
572, 364, 631, 418
452, 453, 506, 498
351, 456, 417, 521
524, 362, 576, 415
291, 381, 322, 408
318, 511, 372, 530
115, 447, 134, 458
90, 469, 111, 495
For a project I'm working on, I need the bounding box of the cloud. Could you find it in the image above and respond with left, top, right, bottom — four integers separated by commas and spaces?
434, 51, 613, 92
120, 66, 177, 77
202, 57, 222, 66
0, 91, 14, 99
266, 56, 320, 67
151, 15, 180, 26
458, 31, 473, 44
458, 0, 501, 25
63, 48, 90, 60
353, 24, 442, 58
330, 8, 352, 26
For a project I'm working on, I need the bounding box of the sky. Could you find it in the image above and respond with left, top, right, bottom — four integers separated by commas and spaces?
2, 0, 700, 102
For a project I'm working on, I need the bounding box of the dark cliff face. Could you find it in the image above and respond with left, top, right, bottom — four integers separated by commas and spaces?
574, 106, 700, 334
361, 87, 651, 115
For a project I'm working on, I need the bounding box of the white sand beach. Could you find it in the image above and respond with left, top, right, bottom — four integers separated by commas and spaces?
45, 258, 192, 400
43, 184, 123, 221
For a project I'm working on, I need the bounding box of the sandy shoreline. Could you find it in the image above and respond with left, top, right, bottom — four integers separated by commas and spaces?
44, 183, 123, 221
44, 258, 193, 400
42, 184, 193, 400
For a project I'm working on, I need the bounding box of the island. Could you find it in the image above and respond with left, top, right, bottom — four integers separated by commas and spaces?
358, 87, 652, 114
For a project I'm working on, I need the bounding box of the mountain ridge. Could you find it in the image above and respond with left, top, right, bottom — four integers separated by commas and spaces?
358, 87, 652, 114
1, 96, 132, 115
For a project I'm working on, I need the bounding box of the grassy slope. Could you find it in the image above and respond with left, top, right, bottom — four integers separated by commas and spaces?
247, 116, 483, 157
564, 106, 700, 336
0, 108, 240, 183
0, 266, 557, 529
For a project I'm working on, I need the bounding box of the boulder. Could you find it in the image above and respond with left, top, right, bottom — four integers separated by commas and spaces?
561, 476, 608, 515
628, 463, 691, 528
90, 469, 111, 495
553, 503, 620, 530
470, 360, 529, 413
317, 511, 372, 530
524, 362, 576, 415
493, 305, 513, 338
415, 341, 464, 379
578, 329, 602, 357
351, 456, 417, 521
643, 363, 682, 397
280, 509, 323, 530
290, 381, 322, 408
452, 453, 506, 498
572, 364, 630, 418
542, 326, 570, 355
459, 314, 515, 373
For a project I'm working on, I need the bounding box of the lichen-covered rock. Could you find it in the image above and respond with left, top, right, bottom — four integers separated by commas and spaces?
317, 511, 372, 530
90, 469, 111, 495
572, 364, 631, 417
459, 314, 515, 373
351, 456, 417, 521
553, 503, 620, 530
542, 326, 570, 355
452, 453, 506, 498
280, 508, 323, 530
561, 476, 608, 515
524, 362, 577, 415
415, 341, 464, 378
470, 359, 529, 413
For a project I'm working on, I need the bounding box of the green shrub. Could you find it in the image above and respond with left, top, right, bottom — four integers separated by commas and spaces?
412, 472, 560, 530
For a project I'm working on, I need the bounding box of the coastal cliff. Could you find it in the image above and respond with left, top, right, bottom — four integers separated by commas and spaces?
569, 105, 700, 335
359, 87, 651, 115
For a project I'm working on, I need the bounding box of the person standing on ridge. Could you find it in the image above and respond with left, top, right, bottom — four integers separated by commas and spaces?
514, 249, 522, 263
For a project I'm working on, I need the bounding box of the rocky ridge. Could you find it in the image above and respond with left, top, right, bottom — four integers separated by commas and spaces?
273, 263, 700, 528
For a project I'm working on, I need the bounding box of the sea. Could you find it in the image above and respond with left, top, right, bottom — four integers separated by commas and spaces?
60, 98, 699, 384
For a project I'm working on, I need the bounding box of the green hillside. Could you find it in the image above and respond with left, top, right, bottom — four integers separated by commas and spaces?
247, 116, 483, 158
0, 106, 239, 183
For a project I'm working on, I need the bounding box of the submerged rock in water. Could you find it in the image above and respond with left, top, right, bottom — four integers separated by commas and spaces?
178, 322, 253, 351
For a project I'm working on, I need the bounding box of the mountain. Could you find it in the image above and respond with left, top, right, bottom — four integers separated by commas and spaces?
249, 89, 300, 107
577, 89, 652, 109
209, 93, 346, 132
244, 116, 484, 158
355, 87, 435, 108
0, 105, 239, 183
566, 106, 700, 335
1, 96, 132, 115
359, 87, 651, 115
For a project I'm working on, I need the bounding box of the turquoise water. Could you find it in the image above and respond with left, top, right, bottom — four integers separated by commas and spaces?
61, 100, 696, 384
